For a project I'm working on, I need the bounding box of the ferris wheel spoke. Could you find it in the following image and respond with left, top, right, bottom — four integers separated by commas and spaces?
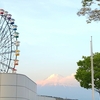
1, 58, 11, 64
1, 30, 8, 40
0, 42, 10, 50
0, 15, 5, 25
1, 55, 15, 61
1, 23, 8, 35
0, 43, 15, 50
0, 61, 9, 69
0, 48, 11, 54
0, 26, 2, 31
0, 31, 9, 42
0, 60, 10, 71
0, 16, 3, 24
2, 39, 17, 49
0, 18, 11, 34
0, 61, 9, 70
3, 35, 10, 42
0, 51, 15, 55
0, 69, 6, 73
0, 28, 8, 40
0, 45, 15, 53
0, 19, 6, 33
0, 43, 12, 50
0, 38, 15, 49
0, 24, 10, 41
0, 32, 12, 44
0, 30, 8, 41
1, 45, 15, 52
1, 57, 9, 62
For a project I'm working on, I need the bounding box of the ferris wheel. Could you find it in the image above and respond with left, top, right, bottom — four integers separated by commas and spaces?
0, 9, 20, 73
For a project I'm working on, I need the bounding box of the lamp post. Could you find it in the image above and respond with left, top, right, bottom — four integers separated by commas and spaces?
90, 36, 95, 100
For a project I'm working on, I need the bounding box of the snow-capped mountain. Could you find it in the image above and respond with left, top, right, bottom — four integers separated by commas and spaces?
36, 74, 79, 87
36, 74, 96, 100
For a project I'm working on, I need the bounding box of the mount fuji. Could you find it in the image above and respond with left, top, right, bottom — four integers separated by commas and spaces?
36, 74, 99, 100
36, 74, 79, 87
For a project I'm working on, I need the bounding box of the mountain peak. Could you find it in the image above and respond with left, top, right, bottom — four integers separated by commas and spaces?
36, 73, 79, 87
47, 74, 63, 80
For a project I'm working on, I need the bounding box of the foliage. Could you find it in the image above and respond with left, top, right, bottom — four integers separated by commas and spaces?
77, 0, 100, 23
75, 52, 100, 93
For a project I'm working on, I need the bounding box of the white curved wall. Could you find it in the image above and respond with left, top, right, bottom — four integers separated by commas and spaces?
0, 73, 37, 100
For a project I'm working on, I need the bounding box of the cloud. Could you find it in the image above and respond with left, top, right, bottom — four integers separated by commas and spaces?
36, 73, 79, 87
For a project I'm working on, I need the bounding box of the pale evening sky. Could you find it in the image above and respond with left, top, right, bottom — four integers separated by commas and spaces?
1, 0, 100, 82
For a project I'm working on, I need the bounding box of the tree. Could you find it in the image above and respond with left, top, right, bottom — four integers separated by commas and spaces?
77, 0, 100, 23
75, 52, 100, 95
